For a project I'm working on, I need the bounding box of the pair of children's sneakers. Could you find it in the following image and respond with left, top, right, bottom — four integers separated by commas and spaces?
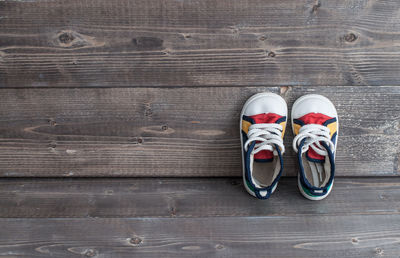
240, 93, 338, 201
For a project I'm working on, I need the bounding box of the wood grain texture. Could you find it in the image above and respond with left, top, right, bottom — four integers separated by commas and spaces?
0, 86, 399, 177
1, 215, 400, 257
0, 177, 399, 218
1, 178, 399, 257
1, 0, 400, 87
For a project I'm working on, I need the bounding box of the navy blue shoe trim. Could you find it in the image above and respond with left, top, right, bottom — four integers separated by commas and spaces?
244, 143, 283, 200
297, 139, 335, 196
323, 117, 337, 126
293, 119, 305, 126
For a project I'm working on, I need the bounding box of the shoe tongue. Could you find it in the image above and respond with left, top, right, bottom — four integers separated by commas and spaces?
306, 148, 326, 163
297, 113, 333, 163
249, 113, 283, 163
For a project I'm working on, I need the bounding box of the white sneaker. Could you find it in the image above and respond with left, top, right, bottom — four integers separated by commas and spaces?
291, 94, 338, 201
240, 93, 287, 199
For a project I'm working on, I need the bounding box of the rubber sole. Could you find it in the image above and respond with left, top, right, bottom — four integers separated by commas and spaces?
297, 176, 334, 201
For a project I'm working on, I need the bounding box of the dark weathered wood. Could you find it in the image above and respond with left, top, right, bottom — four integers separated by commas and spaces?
1, 0, 400, 87
0, 86, 399, 177
0, 177, 399, 218
1, 215, 399, 257
1, 177, 399, 257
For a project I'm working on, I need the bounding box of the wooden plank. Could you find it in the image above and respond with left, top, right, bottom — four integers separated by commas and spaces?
0, 86, 399, 177
1, 0, 400, 87
1, 215, 400, 257
0, 177, 399, 218
1, 177, 399, 256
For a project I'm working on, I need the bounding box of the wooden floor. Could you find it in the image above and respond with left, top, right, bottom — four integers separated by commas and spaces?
1, 0, 400, 257
1, 177, 400, 257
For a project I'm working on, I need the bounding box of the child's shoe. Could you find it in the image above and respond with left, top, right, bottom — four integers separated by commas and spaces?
240, 93, 287, 199
291, 94, 338, 200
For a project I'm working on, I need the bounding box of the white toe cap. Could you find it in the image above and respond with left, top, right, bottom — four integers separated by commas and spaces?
292, 94, 337, 119
242, 93, 287, 117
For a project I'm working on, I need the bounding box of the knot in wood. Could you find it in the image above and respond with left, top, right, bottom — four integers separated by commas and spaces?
344, 33, 357, 42
215, 244, 224, 250
130, 236, 142, 245
59, 32, 75, 44
84, 249, 96, 257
